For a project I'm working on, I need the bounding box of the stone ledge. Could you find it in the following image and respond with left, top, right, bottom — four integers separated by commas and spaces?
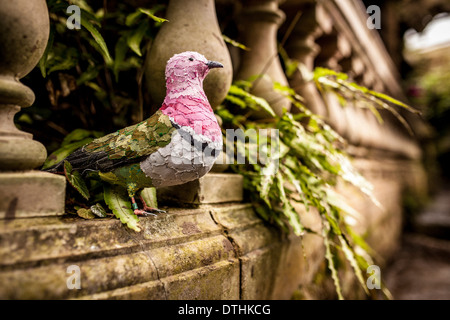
0, 171, 66, 219
157, 173, 243, 205
0, 157, 421, 299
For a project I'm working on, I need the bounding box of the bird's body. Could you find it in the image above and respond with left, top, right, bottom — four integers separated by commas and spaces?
45, 51, 223, 215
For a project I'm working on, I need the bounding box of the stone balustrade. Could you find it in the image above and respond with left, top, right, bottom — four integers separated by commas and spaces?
0, 0, 66, 219
0, 0, 427, 299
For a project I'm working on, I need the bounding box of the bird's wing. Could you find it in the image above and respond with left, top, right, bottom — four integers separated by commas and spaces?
64, 110, 177, 173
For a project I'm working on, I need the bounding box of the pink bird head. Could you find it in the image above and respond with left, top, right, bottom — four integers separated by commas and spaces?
161, 51, 223, 142
164, 51, 223, 95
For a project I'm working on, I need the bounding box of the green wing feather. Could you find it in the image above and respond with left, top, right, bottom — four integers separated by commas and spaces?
84, 110, 175, 161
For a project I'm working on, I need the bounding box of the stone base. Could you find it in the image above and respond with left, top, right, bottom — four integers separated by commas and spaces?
0, 171, 66, 219
157, 173, 243, 205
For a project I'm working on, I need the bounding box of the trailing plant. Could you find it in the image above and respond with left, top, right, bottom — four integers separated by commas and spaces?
311, 67, 421, 135
216, 73, 405, 299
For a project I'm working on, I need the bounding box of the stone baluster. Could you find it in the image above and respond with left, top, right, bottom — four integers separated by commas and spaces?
309, 29, 351, 137
0, 0, 66, 219
235, 0, 291, 118
282, 2, 330, 117
145, 0, 233, 110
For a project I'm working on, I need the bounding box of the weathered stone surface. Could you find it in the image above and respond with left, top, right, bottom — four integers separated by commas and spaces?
81, 281, 167, 300
0, 205, 241, 299
158, 173, 243, 204
0, 157, 420, 300
211, 203, 325, 300
162, 259, 240, 299
0, 171, 66, 219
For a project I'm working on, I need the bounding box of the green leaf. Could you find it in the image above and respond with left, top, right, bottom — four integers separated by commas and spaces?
64, 161, 90, 200
126, 21, 149, 57
325, 188, 360, 221
228, 85, 276, 117
222, 34, 250, 51
313, 67, 348, 82
103, 184, 141, 232
276, 172, 304, 236
224, 95, 247, 108
367, 87, 420, 115
259, 162, 277, 207
76, 66, 100, 86
322, 221, 344, 300
140, 187, 158, 209
47, 54, 78, 74
282, 166, 309, 211
138, 8, 168, 23
61, 129, 102, 146
113, 36, 129, 81
39, 26, 55, 77
125, 10, 143, 26
338, 234, 369, 295
80, 12, 112, 65
77, 208, 95, 219
90, 203, 108, 218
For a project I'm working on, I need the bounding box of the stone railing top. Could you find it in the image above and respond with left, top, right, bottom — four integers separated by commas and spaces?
317, 0, 406, 100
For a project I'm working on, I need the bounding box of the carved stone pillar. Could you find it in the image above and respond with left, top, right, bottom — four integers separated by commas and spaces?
235, 0, 291, 118
312, 30, 350, 136
145, 0, 233, 109
0, 0, 66, 219
338, 53, 387, 149
282, 2, 328, 117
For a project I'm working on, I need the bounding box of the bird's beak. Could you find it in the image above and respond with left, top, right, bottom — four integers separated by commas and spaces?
206, 60, 223, 69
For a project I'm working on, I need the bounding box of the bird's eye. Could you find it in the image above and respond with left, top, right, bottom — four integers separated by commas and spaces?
189, 57, 194, 61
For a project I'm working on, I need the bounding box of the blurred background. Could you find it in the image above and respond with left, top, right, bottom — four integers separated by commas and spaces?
361, 0, 450, 299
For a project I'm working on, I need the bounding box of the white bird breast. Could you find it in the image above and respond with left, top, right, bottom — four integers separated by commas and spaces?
139, 126, 222, 188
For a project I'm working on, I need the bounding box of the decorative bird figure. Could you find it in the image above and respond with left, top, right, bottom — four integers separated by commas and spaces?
45, 51, 224, 216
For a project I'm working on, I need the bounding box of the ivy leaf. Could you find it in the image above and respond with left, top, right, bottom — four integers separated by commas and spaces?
103, 184, 141, 232
64, 161, 90, 200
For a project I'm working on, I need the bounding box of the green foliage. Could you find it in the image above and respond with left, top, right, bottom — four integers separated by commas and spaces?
222, 35, 250, 51
90, 202, 108, 218
226, 82, 276, 117
64, 160, 90, 200
24, 0, 168, 150
104, 184, 141, 232
217, 78, 394, 299
313, 67, 420, 135
140, 187, 159, 209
